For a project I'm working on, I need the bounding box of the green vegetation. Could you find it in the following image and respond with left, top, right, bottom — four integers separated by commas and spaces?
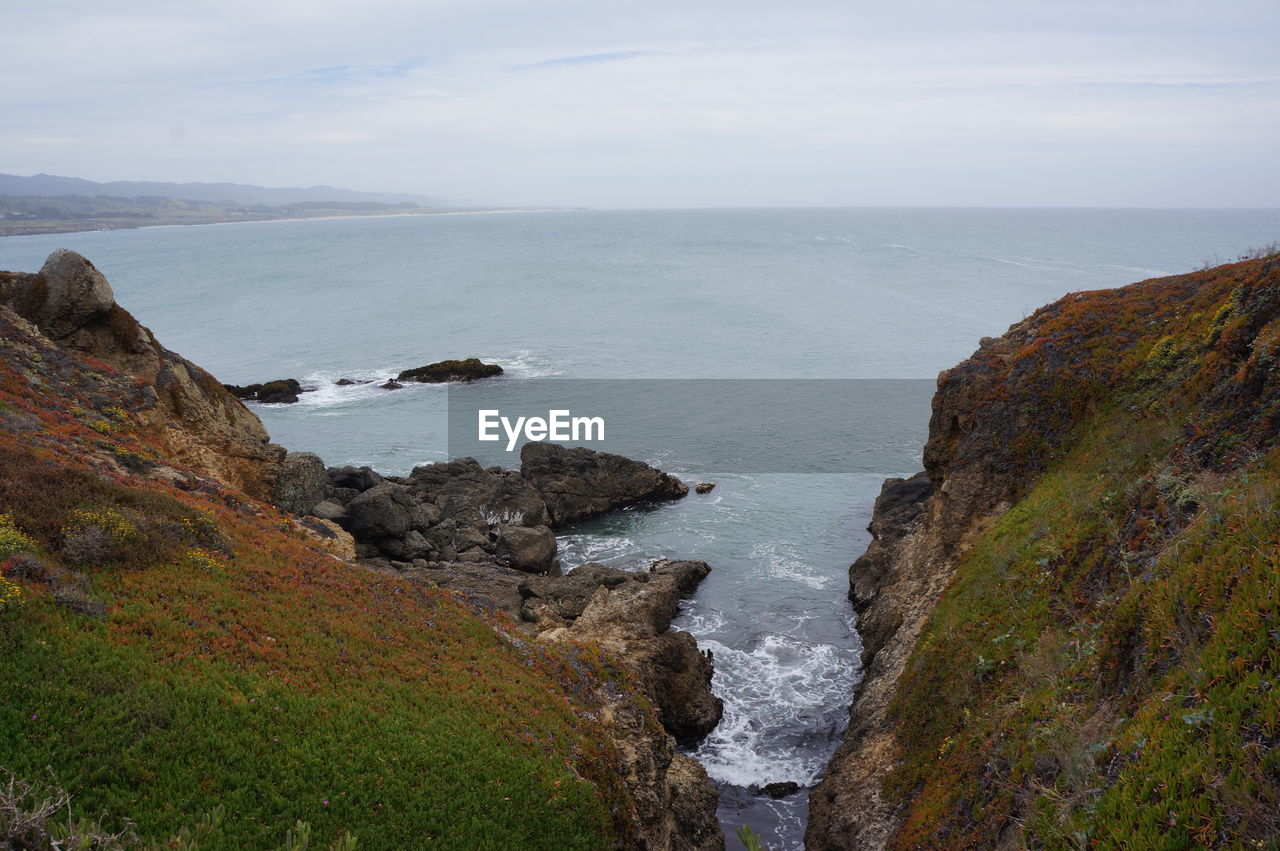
883, 254, 1280, 847
0, 308, 635, 847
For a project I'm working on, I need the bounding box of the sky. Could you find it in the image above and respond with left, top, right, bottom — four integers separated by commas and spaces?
2, 0, 1278, 208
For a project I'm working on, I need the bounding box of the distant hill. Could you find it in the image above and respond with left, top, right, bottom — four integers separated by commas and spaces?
0, 172, 440, 207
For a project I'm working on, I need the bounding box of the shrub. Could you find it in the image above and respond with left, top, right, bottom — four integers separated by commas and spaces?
61, 508, 141, 567
0, 770, 136, 849
0, 514, 36, 558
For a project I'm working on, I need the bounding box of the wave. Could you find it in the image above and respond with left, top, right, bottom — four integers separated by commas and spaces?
749, 540, 830, 590
689, 632, 861, 788
250, 351, 562, 410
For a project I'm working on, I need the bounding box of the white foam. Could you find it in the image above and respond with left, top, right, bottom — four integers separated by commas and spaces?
691, 633, 861, 787
749, 540, 830, 590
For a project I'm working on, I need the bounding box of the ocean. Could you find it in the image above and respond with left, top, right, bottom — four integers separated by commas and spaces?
4, 207, 1278, 848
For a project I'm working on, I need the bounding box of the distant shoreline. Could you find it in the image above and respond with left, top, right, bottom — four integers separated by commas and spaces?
0, 206, 582, 238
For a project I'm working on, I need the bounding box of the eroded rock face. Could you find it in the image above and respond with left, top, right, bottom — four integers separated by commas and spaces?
532, 560, 723, 745
0, 250, 281, 500
848, 471, 932, 664
520, 442, 689, 527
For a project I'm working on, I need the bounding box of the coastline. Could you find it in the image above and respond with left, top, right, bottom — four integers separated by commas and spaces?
0, 205, 584, 238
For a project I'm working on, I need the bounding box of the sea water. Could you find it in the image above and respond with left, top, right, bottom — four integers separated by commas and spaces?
5, 208, 1279, 848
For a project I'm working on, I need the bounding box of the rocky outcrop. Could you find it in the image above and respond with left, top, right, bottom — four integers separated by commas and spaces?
0, 250, 282, 499
281, 448, 690, 574
810, 258, 1280, 848
847, 472, 932, 665
532, 560, 723, 746
396, 357, 503, 383
224, 378, 305, 403
520, 442, 689, 527
373, 554, 725, 848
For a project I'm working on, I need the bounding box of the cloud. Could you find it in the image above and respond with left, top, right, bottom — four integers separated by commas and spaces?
513, 50, 665, 70
0, 0, 1277, 206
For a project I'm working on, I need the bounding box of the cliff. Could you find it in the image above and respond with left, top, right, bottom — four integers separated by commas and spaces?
0, 250, 282, 499
0, 251, 719, 848
810, 252, 1280, 847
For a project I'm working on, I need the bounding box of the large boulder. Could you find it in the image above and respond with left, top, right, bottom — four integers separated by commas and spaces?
396, 358, 502, 383
274, 451, 328, 514
520, 443, 689, 528
491, 523, 557, 573
328, 465, 384, 493
343, 482, 416, 538
35, 249, 116, 340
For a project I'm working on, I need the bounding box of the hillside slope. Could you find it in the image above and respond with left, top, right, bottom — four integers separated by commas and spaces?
810, 253, 1280, 848
0, 253, 713, 849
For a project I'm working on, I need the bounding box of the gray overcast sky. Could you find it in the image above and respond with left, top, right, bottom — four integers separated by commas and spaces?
2, 0, 1278, 208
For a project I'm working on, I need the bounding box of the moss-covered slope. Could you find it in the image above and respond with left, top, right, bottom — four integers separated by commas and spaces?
812, 253, 1280, 848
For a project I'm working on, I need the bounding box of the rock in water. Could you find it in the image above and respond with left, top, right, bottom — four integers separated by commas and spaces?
761, 781, 801, 799
223, 378, 303, 404
520, 442, 689, 527
396, 358, 503, 383
694, 482, 715, 494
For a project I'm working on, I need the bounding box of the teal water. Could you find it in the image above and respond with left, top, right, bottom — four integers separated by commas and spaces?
4, 208, 1279, 848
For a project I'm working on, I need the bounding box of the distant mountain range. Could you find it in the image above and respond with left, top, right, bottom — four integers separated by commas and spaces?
0, 173, 441, 208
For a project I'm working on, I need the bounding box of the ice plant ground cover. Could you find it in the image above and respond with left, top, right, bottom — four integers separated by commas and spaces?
0, 305, 642, 846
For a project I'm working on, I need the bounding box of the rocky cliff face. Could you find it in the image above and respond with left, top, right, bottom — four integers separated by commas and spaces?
810, 254, 1280, 848
0, 250, 282, 499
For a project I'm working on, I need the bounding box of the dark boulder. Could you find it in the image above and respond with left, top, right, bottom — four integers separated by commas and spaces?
491, 523, 557, 573
630, 630, 721, 746
223, 378, 304, 404
520, 442, 688, 528
328, 465, 384, 493
274, 451, 329, 514
694, 482, 716, 494
343, 482, 417, 538
396, 358, 503, 383
380, 379, 403, 390
761, 781, 801, 799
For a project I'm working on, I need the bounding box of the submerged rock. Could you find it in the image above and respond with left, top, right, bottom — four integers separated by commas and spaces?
380, 379, 403, 390
396, 357, 502, 383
